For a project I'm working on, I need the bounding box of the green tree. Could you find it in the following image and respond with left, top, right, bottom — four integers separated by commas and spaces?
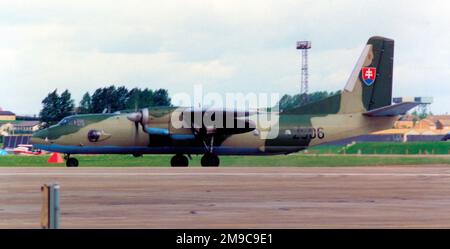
79, 92, 92, 114
115, 86, 129, 111
39, 89, 75, 127
58, 90, 75, 119
91, 86, 113, 113
152, 89, 171, 106
140, 88, 154, 107
412, 108, 433, 120
125, 88, 143, 110
39, 89, 60, 127
87, 86, 172, 113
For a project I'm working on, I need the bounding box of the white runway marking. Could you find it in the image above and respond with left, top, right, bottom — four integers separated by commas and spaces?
0, 172, 450, 177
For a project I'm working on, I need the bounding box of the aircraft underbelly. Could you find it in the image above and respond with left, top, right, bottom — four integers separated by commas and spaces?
35, 144, 287, 155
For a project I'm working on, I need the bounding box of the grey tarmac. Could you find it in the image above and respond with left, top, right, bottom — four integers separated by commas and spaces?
1, 166, 450, 228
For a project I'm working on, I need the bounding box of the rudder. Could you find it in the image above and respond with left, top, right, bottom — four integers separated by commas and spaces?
362, 36, 394, 110
342, 36, 394, 113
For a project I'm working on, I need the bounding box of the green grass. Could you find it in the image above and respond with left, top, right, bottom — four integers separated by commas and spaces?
0, 154, 449, 167
301, 145, 343, 154
344, 142, 450, 155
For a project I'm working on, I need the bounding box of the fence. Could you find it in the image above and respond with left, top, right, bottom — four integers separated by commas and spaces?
2, 136, 32, 149
323, 134, 404, 146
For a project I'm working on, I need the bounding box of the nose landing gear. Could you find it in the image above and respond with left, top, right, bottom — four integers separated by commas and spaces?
64, 154, 79, 167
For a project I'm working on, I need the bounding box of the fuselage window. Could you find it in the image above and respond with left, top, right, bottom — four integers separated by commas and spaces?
71, 119, 85, 127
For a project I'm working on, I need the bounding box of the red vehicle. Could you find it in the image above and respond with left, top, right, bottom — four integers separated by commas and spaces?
13, 144, 42, 156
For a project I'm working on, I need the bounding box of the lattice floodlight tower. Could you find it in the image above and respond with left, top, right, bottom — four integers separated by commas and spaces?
296, 41, 311, 105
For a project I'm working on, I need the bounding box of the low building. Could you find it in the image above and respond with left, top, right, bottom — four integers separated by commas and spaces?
394, 120, 415, 129
1, 120, 41, 149
415, 119, 437, 130
427, 115, 450, 123
0, 110, 16, 121
399, 114, 419, 122
372, 128, 448, 142
0, 120, 41, 136
393, 114, 419, 129
12, 121, 40, 134
435, 119, 450, 130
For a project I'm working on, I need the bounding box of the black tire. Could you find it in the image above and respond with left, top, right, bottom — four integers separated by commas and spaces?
66, 158, 79, 167
201, 154, 220, 167
132, 153, 143, 158
170, 154, 189, 167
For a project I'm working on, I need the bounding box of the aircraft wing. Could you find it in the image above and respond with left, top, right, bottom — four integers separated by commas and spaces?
184, 107, 259, 117
184, 108, 256, 136
363, 102, 422, 117
128, 107, 257, 141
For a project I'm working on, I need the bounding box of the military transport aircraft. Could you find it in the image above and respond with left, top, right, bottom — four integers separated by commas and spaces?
31, 36, 421, 167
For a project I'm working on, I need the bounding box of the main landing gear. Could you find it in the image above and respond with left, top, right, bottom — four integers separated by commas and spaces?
199, 135, 219, 167
170, 153, 220, 167
64, 154, 79, 167
201, 153, 220, 167
170, 154, 189, 167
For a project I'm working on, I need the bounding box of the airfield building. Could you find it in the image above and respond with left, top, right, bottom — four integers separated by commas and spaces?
0, 110, 16, 121
1, 118, 40, 150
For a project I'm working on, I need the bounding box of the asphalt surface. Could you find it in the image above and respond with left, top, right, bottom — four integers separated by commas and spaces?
1, 166, 450, 228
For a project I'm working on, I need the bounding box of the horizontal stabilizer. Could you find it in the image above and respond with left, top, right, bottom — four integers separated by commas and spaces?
363, 102, 422, 117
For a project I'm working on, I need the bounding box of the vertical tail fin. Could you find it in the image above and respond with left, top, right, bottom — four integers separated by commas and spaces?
341, 36, 394, 113
284, 36, 394, 115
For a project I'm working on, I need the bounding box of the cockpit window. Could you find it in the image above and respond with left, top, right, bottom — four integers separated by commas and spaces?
58, 118, 85, 127
58, 118, 69, 126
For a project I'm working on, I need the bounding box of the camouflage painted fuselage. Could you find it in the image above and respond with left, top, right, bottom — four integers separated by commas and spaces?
31, 108, 397, 156
31, 36, 401, 156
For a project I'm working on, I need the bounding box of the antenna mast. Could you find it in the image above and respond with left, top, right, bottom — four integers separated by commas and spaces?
296, 41, 311, 106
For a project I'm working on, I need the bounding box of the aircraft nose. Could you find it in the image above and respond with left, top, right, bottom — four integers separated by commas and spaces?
31, 129, 49, 145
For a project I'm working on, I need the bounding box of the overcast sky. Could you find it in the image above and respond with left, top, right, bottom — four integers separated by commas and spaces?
0, 0, 449, 115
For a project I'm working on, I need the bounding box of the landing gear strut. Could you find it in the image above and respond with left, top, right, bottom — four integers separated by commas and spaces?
201, 153, 220, 167
170, 154, 189, 167
65, 154, 79, 167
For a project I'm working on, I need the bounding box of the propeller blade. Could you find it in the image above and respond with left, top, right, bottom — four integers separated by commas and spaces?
127, 112, 142, 122
127, 108, 150, 135
134, 121, 139, 141
140, 108, 149, 133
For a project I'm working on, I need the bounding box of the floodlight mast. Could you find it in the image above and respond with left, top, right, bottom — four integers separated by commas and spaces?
296, 41, 311, 106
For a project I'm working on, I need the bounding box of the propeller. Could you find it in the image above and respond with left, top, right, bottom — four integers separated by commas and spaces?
127, 108, 150, 140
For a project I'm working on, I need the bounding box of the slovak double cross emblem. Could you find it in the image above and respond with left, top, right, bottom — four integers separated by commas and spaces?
361, 67, 376, 86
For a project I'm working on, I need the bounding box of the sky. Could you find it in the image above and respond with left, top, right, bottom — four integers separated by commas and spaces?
0, 0, 449, 115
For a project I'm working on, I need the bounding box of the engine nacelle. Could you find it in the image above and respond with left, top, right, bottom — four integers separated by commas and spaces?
127, 108, 150, 133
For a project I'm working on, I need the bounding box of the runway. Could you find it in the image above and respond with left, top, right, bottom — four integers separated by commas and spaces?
1, 166, 450, 228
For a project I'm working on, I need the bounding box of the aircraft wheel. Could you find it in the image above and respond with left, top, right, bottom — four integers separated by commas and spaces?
201, 153, 220, 167
132, 153, 143, 158
66, 158, 79, 167
170, 154, 189, 167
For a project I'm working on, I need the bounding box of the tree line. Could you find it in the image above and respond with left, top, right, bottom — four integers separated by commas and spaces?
278, 91, 341, 110
38, 87, 338, 127
39, 86, 171, 127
